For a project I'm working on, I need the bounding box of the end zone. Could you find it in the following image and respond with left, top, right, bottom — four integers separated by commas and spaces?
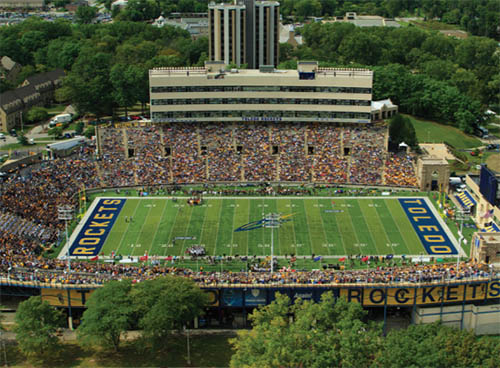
399, 197, 464, 256
59, 198, 126, 258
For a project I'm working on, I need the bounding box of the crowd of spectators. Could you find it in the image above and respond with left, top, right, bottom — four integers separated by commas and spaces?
94, 122, 417, 187
0, 121, 426, 287
3, 259, 494, 286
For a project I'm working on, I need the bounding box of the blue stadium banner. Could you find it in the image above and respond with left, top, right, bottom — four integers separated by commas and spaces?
398, 198, 458, 255
221, 289, 243, 307
69, 198, 126, 256
245, 289, 267, 306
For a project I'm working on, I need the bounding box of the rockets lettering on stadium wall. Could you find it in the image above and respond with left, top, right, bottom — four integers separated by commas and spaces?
39, 281, 499, 308
69, 199, 126, 256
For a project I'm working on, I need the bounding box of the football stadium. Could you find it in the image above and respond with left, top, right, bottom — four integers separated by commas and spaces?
1, 60, 498, 343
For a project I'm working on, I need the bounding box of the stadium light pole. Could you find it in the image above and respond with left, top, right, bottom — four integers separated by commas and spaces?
456, 210, 467, 274
264, 213, 280, 273
58, 205, 74, 273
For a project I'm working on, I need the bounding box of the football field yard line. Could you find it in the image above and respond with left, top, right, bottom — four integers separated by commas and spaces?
268, 198, 281, 257
314, 198, 333, 257
184, 204, 207, 255
168, 203, 193, 255
213, 199, 228, 256
343, 200, 364, 256
334, 199, 360, 256
178, 205, 196, 257
291, 198, 309, 257
350, 199, 380, 255
113, 199, 141, 256
303, 199, 328, 256
358, 199, 391, 255
384, 199, 423, 255
148, 200, 170, 256
228, 199, 238, 257
276, 199, 296, 256
374, 199, 412, 255
196, 202, 209, 252
219, 199, 237, 255
199, 199, 221, 256
319, 199, 348, 255
130, 200, 155, 256
157, 201, 180, 257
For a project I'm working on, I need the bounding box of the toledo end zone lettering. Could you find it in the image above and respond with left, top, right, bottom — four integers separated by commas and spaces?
398, 198, 458, 255
69, 199, 126, 256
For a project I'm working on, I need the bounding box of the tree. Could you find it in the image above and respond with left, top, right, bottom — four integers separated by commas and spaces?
389, 114, 418, 150
26, 106, 48, 123
131, 277, 208, 346
78, 280, 134, 352
75, 5, 98, 24
63, 48, 113, 117
110, 64, 142, 116
48, 126, 63, 139
75, 121, 84, 135
83, 126, 95, 139
376, 322, 500, 368
230, 293, 382, 368
17, 132, 29, 145
14, 296, 64, 362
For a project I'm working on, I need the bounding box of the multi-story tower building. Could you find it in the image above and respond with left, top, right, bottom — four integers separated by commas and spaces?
208, 1, 279, 69
208, 2, 246, 67
149, 61, 372, 124
245, 0, 279, 69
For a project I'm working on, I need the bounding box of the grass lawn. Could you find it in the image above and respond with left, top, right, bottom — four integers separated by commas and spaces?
46, 105, 67, 115
5, 334, 234, 367
406, 115, 482, 149
0, 142, 47, 151
410, 19, 461, 31
67, 196, 463, 261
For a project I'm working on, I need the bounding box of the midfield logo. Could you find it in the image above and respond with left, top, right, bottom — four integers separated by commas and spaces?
234, 213, 295, 232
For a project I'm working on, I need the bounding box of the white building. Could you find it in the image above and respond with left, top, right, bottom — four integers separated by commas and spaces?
149, 61, 373, 124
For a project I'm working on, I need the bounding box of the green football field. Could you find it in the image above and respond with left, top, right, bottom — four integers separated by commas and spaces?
67, 196, 461, 259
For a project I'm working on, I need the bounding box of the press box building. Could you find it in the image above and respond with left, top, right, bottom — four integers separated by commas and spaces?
149, 61, 372, 124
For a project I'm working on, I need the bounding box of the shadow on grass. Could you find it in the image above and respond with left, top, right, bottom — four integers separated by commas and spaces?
92, 334, 234, 367
5, 342, 85, 368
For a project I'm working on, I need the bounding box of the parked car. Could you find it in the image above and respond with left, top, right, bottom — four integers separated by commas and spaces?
0, 133, 5, 140
130, 115, 141, 120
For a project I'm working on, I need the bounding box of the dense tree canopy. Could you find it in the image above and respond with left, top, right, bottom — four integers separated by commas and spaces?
77, 280, 134, 351
14, 296, 64, 362
230, 293, 500, 368
131, 276, 209, 345
286, 21, 497, 131
230, 293, 382, 368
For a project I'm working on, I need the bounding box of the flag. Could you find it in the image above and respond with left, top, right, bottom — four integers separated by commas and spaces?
313, 256, 322, 262
139, 255, 148, 261
386, 254, 394, 260
339, 257, 346, 262
361, 256, 369, 262
166, 256, 173, 261
90, 255, 98, 261
475, 236, 481, 248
